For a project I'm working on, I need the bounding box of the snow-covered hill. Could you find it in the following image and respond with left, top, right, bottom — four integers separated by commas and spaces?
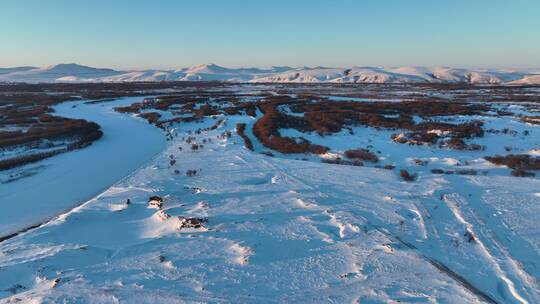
252, 66, 534, 84
102, 64, 296, 82
1, 63, 539, 84
0, 66, 36, 75
0, 63, 123, 83
510, 74, 540, 85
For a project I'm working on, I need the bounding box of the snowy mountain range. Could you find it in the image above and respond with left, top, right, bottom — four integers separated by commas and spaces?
0, 63, 539, 84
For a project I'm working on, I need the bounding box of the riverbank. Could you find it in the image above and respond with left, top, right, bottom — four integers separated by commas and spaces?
0, 97, 166, 236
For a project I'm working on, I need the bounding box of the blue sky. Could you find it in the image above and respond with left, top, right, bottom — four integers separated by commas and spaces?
1, 0, 539, 69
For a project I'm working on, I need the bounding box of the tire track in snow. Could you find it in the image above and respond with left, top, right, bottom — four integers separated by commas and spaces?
403, 184, 533, 304
262, 156, 498, 302
443, 192, 534, 304
372, 225, 499, 304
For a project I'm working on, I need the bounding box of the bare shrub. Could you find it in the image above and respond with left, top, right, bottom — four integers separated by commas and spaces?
413, 159, 428, 166
464, 229, 476, 243
178, 217, 208, 230
400, 169, 417, 181
344, 148, 378, 163
148, 196, 164, 209
445, 138, 467, 150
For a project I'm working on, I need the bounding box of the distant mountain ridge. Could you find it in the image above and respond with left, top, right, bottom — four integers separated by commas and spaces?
0, 66, 37, 75
0, 63, 539, 84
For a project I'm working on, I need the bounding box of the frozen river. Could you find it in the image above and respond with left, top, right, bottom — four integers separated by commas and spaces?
0, 97, 166, 237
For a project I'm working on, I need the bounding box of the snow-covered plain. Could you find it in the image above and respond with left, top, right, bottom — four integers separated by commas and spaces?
1, 88, 540, 303
1, 63, 540, 84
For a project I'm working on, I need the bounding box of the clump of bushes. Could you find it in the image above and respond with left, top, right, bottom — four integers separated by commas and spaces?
431, 168, 446, 174
413, 159, 428, 166
0, 150, 63, 171
344, 148, 378, 163
464, 229, 476, 243
485, 154, 540, 171
0, 121, 103, 171
186, 169, 198, 177
431, 168, 480, 175
236, 123, 254, 151
511, 169, 535, 177
209, 119, 225, 130
148, 196, 164, 209
178, 216, 208, 230
138, 112, 161, 124
400, 169, 417, 181
469, 144, 483, 151
217, 131, 232, 139
253, 101, 329, 155
0, 118, 102, 148
322, 158, 363, 166
456, 169, 478, 175
521, 116, 540, 125
444, 138, 467, 150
